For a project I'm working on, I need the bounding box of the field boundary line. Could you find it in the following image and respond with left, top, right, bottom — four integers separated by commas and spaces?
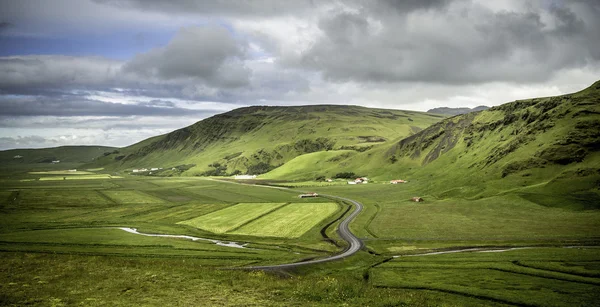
512, 260, 600, 278
363, 202, 380, 238
95, 190, 118, 205
373, 285, 531, 307
226, 203, 289, 233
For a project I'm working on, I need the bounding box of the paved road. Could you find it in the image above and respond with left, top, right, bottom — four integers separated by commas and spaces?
244, 193, 364, 270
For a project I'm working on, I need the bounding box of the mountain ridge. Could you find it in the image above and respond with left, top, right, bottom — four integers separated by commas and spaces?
427, 106, 490, 115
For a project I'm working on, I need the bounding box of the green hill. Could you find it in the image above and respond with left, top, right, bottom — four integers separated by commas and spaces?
88, 105, 445, 175
271, 80, 600, 208
0, 145, 117, 174
0, 145, 116, 165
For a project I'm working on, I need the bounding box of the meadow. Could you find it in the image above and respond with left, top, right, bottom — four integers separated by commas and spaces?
1, 170, 599, 306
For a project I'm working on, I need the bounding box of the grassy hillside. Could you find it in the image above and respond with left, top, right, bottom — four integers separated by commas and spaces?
267, 80, 600, 205
89, 105, 445, 176
0, 145, 116, 174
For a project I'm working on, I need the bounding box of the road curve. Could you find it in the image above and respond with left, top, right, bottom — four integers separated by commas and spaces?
244, 193, 364, 270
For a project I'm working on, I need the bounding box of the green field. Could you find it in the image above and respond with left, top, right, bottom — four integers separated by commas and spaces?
371, 248, 600, 306
101, 190, 164, 204
178, 202, 287, 233
232, 202, 339, 238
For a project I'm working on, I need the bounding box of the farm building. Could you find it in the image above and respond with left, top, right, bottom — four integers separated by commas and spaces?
390, 179, 407, 184
235, 175, 257, 180
299, 193, 319, 198
13, 155, 22, 159
353, 177, 368, 184
326, 178, 333, 182
51, 160, 60, 163
411, 197, 424, 202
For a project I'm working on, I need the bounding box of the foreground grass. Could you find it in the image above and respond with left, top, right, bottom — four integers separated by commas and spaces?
1, 252, 517, 307
372, 247, 600, 307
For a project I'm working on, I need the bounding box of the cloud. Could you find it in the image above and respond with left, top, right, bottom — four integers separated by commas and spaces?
295, 1, 600, 84
0, 135, 49, 149
92, 0, 320, 17
0, 95, 214, 117
0, 56, 122, 92
124, 26, 250, 87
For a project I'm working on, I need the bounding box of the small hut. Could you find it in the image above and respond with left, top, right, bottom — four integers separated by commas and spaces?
299, 192, 319, 198
411, 197, 424, 202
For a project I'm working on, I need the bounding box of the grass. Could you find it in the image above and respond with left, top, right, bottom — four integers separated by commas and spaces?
178, 202, 287, 233
18, 190, 114, 208
371, 247, 600, 307
0, 173, 598, 305
232, 202, 339, 238
101, 190, 164, 204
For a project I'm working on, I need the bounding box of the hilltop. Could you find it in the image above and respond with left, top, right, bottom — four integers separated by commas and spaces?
88, 105, 445, 175
427, 106, 490, 115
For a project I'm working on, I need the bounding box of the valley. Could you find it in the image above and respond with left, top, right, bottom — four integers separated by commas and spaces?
1, 81, 599, 306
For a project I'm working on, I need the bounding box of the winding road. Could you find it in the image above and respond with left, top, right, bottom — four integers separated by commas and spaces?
244, 194, 364, 270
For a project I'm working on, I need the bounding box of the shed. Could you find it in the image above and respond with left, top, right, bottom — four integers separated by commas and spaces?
299, 192, 319, 198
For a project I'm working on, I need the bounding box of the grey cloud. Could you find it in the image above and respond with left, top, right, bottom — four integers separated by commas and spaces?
93, 0, 319, 16
124, 26, 250, 87
0, 96, 211, 117
0, 21, 12, 31
0, 26, 252, 97
138, 99, 176, 108
297, 1, 600, 84
0, 56, 122, 91
0, 135, 52, 150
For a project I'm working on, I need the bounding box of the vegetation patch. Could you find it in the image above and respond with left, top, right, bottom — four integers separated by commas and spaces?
101, 190, 164, 204
177, 202, 287, 233
231, 202, 339, 238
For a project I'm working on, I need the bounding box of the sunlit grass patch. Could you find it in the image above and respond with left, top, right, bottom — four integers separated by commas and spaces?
178, 202, 286, 233
231, 202, 339, 238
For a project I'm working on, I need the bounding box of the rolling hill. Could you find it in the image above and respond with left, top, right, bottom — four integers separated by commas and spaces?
87, 105, 445, 175
268, 80, 600, 208
0, 145, 116, 164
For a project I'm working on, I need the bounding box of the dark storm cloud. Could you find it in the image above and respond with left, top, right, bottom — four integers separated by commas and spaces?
0, 21, 12, 31
295, 1, 600, 84
0, 96, 208, 117
124, 26, 250, 87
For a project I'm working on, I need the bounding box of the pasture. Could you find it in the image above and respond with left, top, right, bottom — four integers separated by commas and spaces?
1, 173, 599, 306
178, 202, 287, 233
232, 202, 339, 238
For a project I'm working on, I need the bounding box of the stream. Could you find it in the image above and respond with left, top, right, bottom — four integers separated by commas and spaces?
118, 227, 249, 249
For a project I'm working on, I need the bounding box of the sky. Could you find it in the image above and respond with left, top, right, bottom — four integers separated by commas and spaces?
0, 0, 599, 150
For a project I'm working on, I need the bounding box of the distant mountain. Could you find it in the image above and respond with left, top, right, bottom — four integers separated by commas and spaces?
427, 106, 490, 115
88, 105, 446, 175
